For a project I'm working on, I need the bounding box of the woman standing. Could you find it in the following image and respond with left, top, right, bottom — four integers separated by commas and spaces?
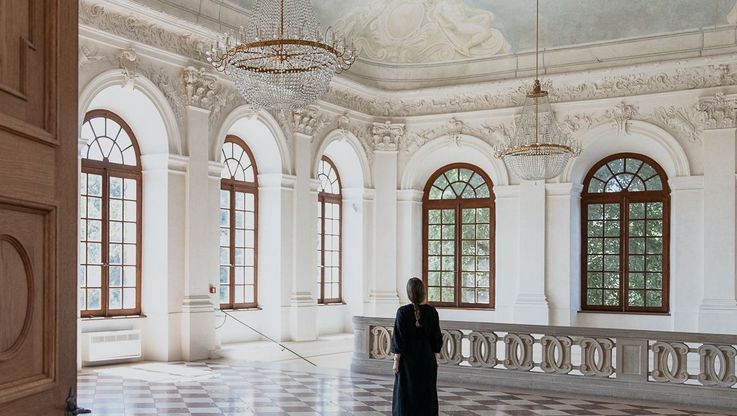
391, 277, 444, 416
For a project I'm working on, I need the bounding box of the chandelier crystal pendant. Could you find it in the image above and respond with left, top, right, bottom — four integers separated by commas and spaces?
207, 0, 356, 110
497, 0, 579, 181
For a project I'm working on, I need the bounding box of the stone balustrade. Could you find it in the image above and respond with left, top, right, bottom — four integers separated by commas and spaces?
352, 316, 737, 410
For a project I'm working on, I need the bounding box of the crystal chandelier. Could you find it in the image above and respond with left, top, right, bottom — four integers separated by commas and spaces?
497, 0, 579, 181
207, 0, 356, 110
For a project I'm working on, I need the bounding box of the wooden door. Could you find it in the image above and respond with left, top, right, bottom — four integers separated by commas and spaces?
0, 1, 78, 414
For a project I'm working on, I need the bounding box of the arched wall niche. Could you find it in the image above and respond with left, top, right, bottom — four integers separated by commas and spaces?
565, 120, 691, 185
78, 69, 181, 158
214, 107, 292, 175
401, 134, 509, 190
313, 129, 371, 188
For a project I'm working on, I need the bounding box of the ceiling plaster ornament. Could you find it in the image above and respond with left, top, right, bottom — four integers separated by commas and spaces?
332, 0, 509, 64
697, 93, 737, 130
80, 2, 209, 62
604, 102, 639, 134
371, 121, 405, 152
182, 66, 218, 109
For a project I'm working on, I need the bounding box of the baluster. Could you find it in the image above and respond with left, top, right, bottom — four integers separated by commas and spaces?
503, 333, 534, 371
540, 335, 573, 374
651, 342, 689, 384
579, 337, 614, 377
698, 344, 737, 387
468, 331, 498, 368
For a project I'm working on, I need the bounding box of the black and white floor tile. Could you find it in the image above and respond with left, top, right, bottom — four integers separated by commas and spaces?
77, 362, 730, 416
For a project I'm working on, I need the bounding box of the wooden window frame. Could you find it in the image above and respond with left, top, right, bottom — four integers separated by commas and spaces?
422, 163, 496, 309
80, 110, 143, 318
581, 153, 671, 314
317, 156, 343, 305
220, 135, 259, 310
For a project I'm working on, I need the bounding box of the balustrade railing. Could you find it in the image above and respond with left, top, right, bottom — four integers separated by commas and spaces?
353, 317, 737, 410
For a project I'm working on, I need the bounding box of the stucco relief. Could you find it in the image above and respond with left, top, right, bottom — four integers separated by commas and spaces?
332, 0, 509, 63
324, 63, 737, 117
80, 2, 208, 62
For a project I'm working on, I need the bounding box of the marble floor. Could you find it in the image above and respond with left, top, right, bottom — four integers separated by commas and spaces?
77, 361, 731, 416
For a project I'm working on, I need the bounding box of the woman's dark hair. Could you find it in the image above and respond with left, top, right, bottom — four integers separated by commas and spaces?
407, 278, 425, 328
407, 277, 425, 304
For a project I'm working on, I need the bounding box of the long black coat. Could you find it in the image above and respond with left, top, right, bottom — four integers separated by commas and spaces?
390, 304, 443, 416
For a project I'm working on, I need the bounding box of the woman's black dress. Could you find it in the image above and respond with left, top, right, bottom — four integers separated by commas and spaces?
390, 303, 443, 416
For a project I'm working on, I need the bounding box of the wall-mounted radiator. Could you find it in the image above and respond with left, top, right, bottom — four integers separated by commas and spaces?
82, 330, 142, 364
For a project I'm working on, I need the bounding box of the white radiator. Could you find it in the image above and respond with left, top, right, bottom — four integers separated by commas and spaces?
82, 330, 141, 363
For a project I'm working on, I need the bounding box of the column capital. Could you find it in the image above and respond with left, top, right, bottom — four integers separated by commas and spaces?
372, 121, 405, 152
182, 66, 218, 111
293, 106, 328, 137
697, 93, 737, 130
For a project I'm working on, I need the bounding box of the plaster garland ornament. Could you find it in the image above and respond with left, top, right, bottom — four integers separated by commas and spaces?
647, 105, 703, 143
697, 93, 737, 129
403, 117, 503, 155
371, 121, 405, 152
206, 0, 356, 110
604, 101, 639, 134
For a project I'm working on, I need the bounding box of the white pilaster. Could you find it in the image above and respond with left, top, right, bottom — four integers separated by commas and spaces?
513, 180, 550, 324
286, 132, 318, 341
396, 189, 424, 305
699, 125, 737, 332
669, 176, 704, 332
181, 104, 217, 360
367, 122, 404, 316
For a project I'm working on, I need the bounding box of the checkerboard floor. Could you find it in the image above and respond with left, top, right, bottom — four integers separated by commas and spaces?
77, 361, 731, 416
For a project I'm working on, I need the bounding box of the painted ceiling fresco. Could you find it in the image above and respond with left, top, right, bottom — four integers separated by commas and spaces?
227, 0, 736, 63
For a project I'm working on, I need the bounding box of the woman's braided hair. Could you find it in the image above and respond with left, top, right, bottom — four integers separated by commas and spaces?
406, 277, 425, 328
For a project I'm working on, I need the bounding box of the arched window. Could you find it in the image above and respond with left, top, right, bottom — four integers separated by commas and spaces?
317, 157, 342, 304
423, 164, 495, 308
219, 135, 259, 309
581, 153, 670, 313
79, 110, 142, 317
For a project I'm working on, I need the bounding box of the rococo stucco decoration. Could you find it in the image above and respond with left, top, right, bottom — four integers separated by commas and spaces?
371, 121, 405, 152
332, 0, 509, 63
697, 93, 737, 130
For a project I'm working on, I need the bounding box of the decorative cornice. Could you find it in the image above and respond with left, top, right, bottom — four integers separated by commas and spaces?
324, 63, 737, 117
371, 121, 404, 152
697, 93, 737, 130
80, 1, 208, 63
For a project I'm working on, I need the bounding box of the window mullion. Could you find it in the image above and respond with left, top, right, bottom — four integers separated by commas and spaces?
454, 201, 461, 308
621, 197, 629, 312
102, 168, 110, 316
230, 185, 236, 308
320, 197, 326, 304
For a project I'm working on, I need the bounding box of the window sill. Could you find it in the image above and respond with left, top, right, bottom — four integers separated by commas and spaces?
318, 302, 347, 307
81, 314, 147, 321
434, 306, 496, 311
578, 310, 670, 316
220, 307, 262, 312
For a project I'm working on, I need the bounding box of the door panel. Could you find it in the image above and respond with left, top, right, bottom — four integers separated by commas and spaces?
0, 0, 77, 414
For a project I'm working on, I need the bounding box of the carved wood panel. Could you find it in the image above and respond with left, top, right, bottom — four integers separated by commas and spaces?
0, 0, 76, 413
0, 200, 55, 404
0, 0, 53, 142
